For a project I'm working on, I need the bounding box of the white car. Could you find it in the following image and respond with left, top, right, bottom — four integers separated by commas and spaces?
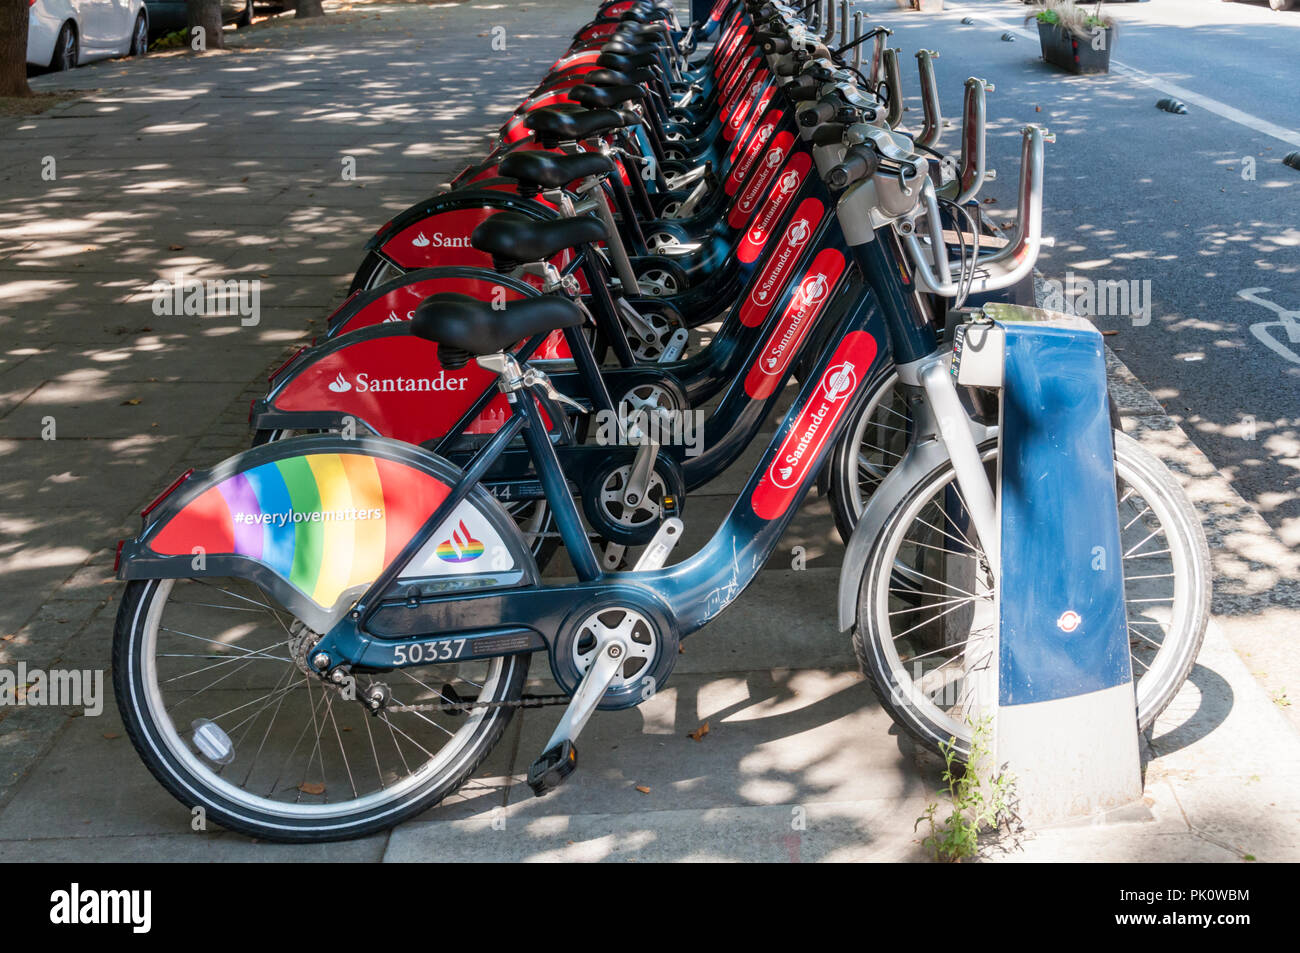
27, 0, 150, 71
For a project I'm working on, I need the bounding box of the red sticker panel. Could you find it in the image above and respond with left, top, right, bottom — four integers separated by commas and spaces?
727, 131, 796, 228
724, 108, 779, 196
727, 85, 775, 159
738, 198, 825, 326
750, 331, 880, 521
743, 248, 846, 400
735, 153, 812, 264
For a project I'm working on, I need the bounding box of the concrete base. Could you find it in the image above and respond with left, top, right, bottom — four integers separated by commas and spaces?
997, 683, 1143, 826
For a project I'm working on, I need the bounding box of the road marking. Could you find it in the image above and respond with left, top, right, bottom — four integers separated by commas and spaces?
1239, 288, 1300, 364
943, 2, 1300, 150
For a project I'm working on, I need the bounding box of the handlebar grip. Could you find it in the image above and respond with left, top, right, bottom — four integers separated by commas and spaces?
782, 75, 820, 100
798, 99, 837, 128
826, 145, 880, 190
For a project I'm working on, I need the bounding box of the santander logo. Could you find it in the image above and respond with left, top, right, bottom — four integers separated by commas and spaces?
324, 370, 468, 394
411, 232, 471, 249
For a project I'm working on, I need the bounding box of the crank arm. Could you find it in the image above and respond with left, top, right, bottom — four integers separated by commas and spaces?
541, 635, 629, 754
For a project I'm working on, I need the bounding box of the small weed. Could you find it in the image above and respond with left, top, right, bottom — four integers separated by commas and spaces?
916, 718, 1019, 862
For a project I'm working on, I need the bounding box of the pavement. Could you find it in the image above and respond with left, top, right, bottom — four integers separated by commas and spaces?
0, 0, 1296, 862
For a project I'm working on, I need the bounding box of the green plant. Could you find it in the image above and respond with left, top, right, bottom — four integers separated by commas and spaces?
915, 718, 1018, 862
150, 28, 191, 51
1027, 1, 1115, 38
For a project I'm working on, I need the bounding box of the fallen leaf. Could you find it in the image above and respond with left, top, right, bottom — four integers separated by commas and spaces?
121, 398, 141, 406
102, 732, 120, 740
298, 781, 325, 795
688, 721, 710, 742
635, 785, 651, 794
1035, 105, 1042, 112
168, 244, 185, 251
1101, 329, 1119, 336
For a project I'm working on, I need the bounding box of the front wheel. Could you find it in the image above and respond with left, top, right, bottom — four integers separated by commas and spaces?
852, 431, 1210, 759
51, 23, 78, 71
113, 577, 529, 842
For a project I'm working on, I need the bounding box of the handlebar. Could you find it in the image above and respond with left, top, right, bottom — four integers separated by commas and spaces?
798, 98, 837, 127
826, 144, 880, 190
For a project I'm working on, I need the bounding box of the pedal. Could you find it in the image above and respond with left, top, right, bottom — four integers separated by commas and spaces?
659, 328, 689, 362
633, 517, 684, 571
527, 740, 578, 796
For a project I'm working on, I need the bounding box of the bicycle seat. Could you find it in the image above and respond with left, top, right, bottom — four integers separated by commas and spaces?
411, 293, 584, 365
525, 107, 631, 145
585, 66, 658, 89
498, 150, 615, 193
602, 39, 658, 58
471, 211, 608, 268
569, 83, 641, 110
597, 51, 659, 72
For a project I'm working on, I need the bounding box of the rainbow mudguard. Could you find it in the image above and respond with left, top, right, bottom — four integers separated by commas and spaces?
117, 435, 538, 634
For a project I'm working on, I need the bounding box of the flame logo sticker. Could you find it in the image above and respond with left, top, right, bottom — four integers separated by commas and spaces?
327, 372, 352, 393
411, 233, 431, 248
436, 519, 485, 563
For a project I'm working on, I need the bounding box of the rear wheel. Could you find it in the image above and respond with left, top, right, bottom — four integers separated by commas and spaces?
51, 23, 78, 71
351, 251, 406, 294
113, 577, 528, 842
853, 432, 1210, 759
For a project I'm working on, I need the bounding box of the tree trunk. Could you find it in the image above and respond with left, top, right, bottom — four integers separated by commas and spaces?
0, 0, 33, 96
295, 0, 325, 19
187, 0, 225, 50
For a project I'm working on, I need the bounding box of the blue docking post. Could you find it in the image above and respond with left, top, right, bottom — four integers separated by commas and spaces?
957, 306, 1142, 823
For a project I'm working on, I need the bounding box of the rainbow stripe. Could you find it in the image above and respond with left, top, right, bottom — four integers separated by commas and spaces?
150, 452, 449, 609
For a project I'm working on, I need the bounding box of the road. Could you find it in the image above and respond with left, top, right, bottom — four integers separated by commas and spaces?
861, 0, 1300, 545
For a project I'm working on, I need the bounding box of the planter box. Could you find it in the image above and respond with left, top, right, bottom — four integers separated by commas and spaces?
1037, 21, 1113, 75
